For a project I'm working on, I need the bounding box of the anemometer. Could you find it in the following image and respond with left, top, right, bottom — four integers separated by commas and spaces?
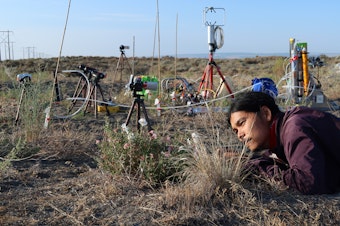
203, 7, 225, 53
197, 6, 233, 99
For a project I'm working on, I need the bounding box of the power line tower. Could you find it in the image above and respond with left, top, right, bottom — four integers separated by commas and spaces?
0, 30, 13, 60
25, 46, 36, 59
114, 45, 132, 84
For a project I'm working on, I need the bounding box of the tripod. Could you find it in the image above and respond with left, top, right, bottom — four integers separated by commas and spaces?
114, 47, 132, 84
14, 76, 32, 125
83, 77, 110, 118
15, 83, 28, 125
197, 52, 234, 99
125, 90, 152, 132
198, 8, 233, 99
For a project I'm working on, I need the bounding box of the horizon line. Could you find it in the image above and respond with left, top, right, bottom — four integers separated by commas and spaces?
6, 51, 340, 61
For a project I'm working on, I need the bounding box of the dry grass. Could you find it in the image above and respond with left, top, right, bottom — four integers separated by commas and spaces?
0, 56, 340, 225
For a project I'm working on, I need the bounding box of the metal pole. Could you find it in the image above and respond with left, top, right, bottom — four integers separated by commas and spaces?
7, 31, 11, 59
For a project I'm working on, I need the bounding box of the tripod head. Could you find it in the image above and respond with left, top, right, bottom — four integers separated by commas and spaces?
129, 76, 144, 98
128, 75, 159, 98
119, 45, 130, 54
78, 64, 106, 84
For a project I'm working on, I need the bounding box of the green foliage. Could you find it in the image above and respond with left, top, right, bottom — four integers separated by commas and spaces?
0, 137, 39, 171
100, 119, 186, 184
17, 80, 51, 142
0, 138, 25, 171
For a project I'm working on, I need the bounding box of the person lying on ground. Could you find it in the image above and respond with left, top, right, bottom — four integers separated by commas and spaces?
227, 91, 340, 195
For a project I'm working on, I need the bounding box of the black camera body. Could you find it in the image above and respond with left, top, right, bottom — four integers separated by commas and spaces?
119, 45, 130, 51
129, 77, 144, 97
78, 64, 105, 83
92, 71, 105, 80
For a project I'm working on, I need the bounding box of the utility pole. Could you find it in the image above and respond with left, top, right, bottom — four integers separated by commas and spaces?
0, 30, 13, 60
25, 46, 36, 59
10, 42, 14, 59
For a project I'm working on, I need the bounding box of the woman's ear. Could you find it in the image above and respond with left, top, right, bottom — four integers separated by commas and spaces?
260, 106, 272, 122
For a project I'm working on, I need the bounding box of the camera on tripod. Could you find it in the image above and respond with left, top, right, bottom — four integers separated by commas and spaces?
119, 45, 130, 51
125, 76, 154, 132
129, 77, 144, 97
92, 71, 106, 81
128, 75, 158, 97
78, 64, 106, 82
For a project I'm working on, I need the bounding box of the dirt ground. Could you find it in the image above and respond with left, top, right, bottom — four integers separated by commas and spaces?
1, 111, 340, 225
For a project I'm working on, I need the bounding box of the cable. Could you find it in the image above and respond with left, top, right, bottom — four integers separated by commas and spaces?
52, 70, 91, 119
131, 85, 253, 111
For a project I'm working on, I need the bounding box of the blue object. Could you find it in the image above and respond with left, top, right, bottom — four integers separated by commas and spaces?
17, 73, 32, 82
251, 77, 278, 98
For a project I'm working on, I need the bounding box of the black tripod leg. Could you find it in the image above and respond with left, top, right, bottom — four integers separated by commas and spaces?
84, 84, 95, 115
136, 100, 141, 131
140, 99, 153, 132
94, 86, 97, 118
96, 84, 110, 116
125, 99, 136, 127
125, 97, 152, 132
53, 72, 61, 101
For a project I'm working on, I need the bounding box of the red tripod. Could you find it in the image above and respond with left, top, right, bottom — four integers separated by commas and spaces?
197, 52, 234, 99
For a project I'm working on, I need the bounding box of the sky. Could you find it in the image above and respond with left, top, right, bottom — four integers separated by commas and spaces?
1, 0, 340, 59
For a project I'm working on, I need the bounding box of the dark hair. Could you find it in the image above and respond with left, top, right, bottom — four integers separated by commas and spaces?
227, 91, 281, 124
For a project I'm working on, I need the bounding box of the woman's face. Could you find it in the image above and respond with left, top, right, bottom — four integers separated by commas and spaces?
229, 107, 272, 151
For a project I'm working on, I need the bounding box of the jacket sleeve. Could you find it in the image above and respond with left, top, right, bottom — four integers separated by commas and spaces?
247, 150, 289, 183
278, 117, 328, 194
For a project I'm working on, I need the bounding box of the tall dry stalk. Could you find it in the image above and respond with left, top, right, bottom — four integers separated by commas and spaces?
163, 106, 252, 211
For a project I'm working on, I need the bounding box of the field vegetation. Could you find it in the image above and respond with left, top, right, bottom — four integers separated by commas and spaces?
0, 55, 339, 225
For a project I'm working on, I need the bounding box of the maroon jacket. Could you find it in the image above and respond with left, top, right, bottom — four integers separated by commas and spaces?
249, 106, 340, 195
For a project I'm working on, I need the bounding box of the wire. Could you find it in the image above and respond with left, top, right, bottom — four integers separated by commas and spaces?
278, 60, 318, 104
52, 70, 91, 119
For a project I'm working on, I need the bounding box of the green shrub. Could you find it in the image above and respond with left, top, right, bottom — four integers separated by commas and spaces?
99, 119, 186, 184
16, 79, 51, 142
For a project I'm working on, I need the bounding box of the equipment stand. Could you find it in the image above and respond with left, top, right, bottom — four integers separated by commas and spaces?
14, 84, 27, 125
84, 79, 110, 118
56, 71, 89, 117
125, 92, 152, 132
197, 52, 234, 99
114, 49, 132, 84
